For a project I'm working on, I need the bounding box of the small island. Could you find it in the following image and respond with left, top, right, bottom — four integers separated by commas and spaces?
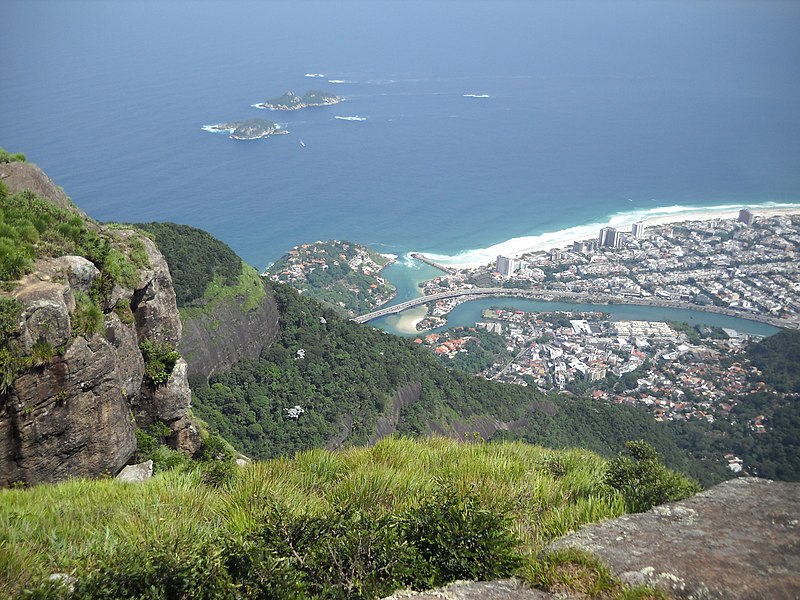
255, 90, 342, 111
265, 240, 396, 316
202, 118, 288, 140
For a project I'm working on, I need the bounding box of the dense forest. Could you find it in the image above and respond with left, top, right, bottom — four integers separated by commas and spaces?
135, 222, 242, 307
190, 282, 730, 485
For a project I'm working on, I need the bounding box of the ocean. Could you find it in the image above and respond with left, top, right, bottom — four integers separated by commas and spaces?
2, 0, 799, 279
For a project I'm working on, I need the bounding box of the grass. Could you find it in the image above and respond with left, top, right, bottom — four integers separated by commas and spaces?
0, 437, 671, 598
179, 262, 266, 321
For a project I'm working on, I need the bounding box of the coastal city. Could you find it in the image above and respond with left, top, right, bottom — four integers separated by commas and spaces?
262, 210, 798, 477
413, 209, 800, 331
416, 310, 759, 419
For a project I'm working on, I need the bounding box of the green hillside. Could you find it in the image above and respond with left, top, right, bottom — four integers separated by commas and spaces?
191, 281, 730, 485
134, 222, 243, 308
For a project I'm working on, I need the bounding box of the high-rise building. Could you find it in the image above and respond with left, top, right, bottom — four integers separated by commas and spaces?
496, 255, 517, 277
738, 208, 754, 226
598, 227, 619, 248
631, 221, 646, 239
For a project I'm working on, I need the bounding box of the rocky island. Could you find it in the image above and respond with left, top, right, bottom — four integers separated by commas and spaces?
254, 89, 342, 111
202, 118, 288, 140
265, 240, 395, 316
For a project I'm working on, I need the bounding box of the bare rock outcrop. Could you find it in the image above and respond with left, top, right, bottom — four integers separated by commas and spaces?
0, 335, 136, 485
382, 579, 553, 599
0, 161, 86, 216
126, 232, 182, 347
179, 281, 280, 381
133, 358, 200, 455
1, 226, 201, 485
547, 477, 800, 599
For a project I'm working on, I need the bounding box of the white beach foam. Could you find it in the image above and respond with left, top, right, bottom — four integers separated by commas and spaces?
418, 202, 800, 270
201, 124, 236, 133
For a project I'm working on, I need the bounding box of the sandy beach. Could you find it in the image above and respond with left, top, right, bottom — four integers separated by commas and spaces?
421, 204, 800, 270
381, 305, 428, 334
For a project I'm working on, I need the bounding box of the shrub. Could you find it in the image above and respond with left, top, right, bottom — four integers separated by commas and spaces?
604, 440, 701, 513
0, 147, 26, 163
0, 346, 23, 394
0, 297, 25, 393
72, 292, 105, 337
28, 339, 55, 367
71, 538, 236, 600
128, 238, 150, 269
401, 482, 522, 589
195, 433, 237, 487
134, 423, 190, 474
113, 298, 135, 324
196, 433, 235, 463
140, 339, 181, 387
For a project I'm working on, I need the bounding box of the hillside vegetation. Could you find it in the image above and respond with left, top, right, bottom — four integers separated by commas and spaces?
0, 437, 693, 598
266, 239, 395, 315
0, 181, 146, 286
192, 282, 730, 485
135, 222, 243, 307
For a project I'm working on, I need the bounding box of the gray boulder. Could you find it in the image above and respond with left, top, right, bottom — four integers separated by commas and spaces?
547, 477, 800, 599
382, 579, 553, 600
116, 460, 153, 483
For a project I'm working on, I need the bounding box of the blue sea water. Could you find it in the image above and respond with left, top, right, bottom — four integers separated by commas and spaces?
2, 0, 799, 276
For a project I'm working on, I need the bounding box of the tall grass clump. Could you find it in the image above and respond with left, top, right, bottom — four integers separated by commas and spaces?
1, 437, 697, 599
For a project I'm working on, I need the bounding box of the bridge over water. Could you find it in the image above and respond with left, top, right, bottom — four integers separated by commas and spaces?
353, 288, 550, 323
353, 288, 796, 329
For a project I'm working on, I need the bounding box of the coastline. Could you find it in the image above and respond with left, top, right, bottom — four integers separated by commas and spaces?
418, 204, 800, 270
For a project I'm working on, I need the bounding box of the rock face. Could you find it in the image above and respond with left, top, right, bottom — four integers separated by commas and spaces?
0, 161, 85, 216
547, 477, 800, 599
382, 579, 553, 600
370, 382, 422, 445
179, 285, 280, 381
116, 459, 153, 483
1, 334, 137, 485
1, 225, 201, 486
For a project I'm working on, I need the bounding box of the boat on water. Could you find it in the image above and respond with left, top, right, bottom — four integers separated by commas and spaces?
300, 139, 306, 147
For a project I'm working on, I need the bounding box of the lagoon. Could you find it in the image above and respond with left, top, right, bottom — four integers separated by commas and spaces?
372, 296, 780, 338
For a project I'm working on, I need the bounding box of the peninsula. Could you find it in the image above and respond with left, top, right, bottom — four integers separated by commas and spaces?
254, 89, 342, 111
202, 118, 288, 140
265, 240, 395, 316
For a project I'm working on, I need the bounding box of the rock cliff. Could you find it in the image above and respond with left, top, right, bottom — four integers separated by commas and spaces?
179, 275, 280, 381
0, 169, 202, 486
0, 161, 85, 216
